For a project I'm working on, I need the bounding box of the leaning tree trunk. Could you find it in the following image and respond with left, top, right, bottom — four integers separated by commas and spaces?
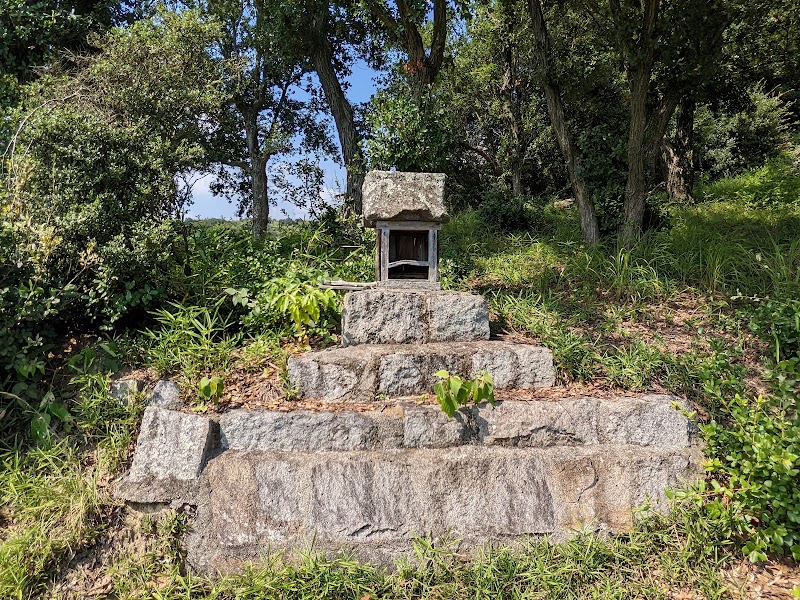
310, 9, 364, 213
663, 97, 695, 202
528, 0, 600, 245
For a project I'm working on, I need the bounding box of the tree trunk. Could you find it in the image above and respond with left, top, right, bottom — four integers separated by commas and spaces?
663, 97, 695, 202
244, 112, 269, 237
614, 0, 659, 246
621, 65, 650, 244
310, 8, 364, 213
528, 0, 600, 245
250, 157, 269, 237
500, 2, 524, 196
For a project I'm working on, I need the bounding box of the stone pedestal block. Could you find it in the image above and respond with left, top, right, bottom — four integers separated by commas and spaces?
114, 407, 215, 504
341, 289, 490, 346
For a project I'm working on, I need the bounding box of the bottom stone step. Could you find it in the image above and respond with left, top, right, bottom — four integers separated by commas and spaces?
185, 444, 700, 572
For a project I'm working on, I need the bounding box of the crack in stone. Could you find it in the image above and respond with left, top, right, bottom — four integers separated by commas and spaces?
576, 459, 599, 504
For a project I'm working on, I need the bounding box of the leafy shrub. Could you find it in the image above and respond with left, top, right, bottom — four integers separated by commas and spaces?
698, 389, 800, 562
476, 185, 544, 232
696, 86, 793, 181
434, 370, 495, 417
227, 266, 340, 339
750, 292, 800, 361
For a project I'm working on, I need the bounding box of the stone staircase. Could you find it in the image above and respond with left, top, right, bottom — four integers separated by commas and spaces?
115, 289, 701, 574
287, 289, 555, 401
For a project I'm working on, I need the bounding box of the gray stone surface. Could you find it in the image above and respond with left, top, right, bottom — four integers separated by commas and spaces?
403, 405, 472, 448
149, 380, 182, 410
115, 395, 700, 572
115, 407, 214, 504
597, 395, 694, 449
470, 344, 555, 388
287, 359, 362, 401
341, 289, 424, 345
207, 396, 694, 453
340, 290, 489, 346
185, 444, 700, 572
476, 399, 598, 447
287, 341, 555, 402
111, 379, 144, 402
476, 396, 693, 449
219, 410, 388, 452
426, 292, 489, 342
362, 171, 448, 226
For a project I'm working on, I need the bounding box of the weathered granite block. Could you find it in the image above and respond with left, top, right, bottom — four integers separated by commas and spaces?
287, 359, 361, 401
219, 410, 384, 452
403, 405, 472, 448
425, 292, 489, 342
362, 171, 448, 226
597, 395, 694, 449
341, 290, 425, 345
286, 341, 555, 402
186, 444, 700, 572
476, 399, 599, 447
476, 396, 693, 449
470, 344, 555, 388
149, 380, 182, 410
115, 407, 214, 504
340, 290, 490, 346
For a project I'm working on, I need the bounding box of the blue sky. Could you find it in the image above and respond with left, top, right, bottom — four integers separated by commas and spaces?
187, 61, 380, 220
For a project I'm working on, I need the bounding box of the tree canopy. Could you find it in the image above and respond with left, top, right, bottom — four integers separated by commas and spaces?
2, 0, 797, 242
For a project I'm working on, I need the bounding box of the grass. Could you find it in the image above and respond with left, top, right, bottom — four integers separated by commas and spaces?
2, 154, 800, 597
36, 507, 732, 599
0, 445, 103, 598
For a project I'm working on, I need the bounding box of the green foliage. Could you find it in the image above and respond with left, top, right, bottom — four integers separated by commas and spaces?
0, 11, 230, 433
696, 87, 794, 181
475, 185, 545, 232
699, 153, 800, 209
603, 341, 668, 391
227, 268, 340, 339
144, 302, 240, 398
2, 9, 227, 324
198, 375, 225, 403
750, 292, 800, 362
0, 390, 72, 446
0, 444, 103, 598
0, 370, 140, 598
694, 387, 800, 562
366, 86, 458, 172
433, 370, 495, 418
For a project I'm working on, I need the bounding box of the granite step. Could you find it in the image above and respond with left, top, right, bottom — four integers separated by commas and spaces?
115, 396, 700, 573
286, 340, 556, 402
186, 442, 700, 572
341, 289, 490, 346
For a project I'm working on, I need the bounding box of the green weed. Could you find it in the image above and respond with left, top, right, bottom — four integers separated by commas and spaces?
603, 340, 668, 390
143, 301, 240, 399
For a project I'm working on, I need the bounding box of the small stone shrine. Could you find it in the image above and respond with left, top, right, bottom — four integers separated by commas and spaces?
114, 171, 700, 574
287, 171, 555, 400
363, 170, 447, 289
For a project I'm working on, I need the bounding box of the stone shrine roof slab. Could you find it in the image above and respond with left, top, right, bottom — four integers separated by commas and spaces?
362, 171, 448, 226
